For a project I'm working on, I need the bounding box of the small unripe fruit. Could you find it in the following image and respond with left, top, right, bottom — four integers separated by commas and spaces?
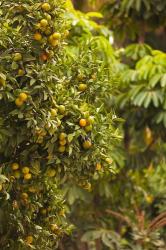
22, 167, 30, 174
58, 105, 66, 114
13, 53, 22, 61
78, 83, 87, 92
14, 170, 21, 179
18, 69, 25, 76
46, 168, 56, 177
50, 108, 57, 117
58, 146, 66, 153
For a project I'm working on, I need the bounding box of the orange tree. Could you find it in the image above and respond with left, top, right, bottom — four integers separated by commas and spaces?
0, 0, 121, 249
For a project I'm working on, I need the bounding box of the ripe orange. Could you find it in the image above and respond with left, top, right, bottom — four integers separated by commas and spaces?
41, 3, 51, 12
40, 19, 48, 27
24, 173, 32, 180
83, 140, 92, 149
34, 32, 42, 41
19, 92, 28, 102
50, 39, 59, 47
79, 119, 87, 127
96, 163, 102, 171
15, 98, 24, 107
12, 162, 19, 170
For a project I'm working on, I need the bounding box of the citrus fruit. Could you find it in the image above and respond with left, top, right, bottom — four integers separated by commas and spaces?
18, 69, 25, 76
78, 83, 87, 92
59, 132, 67, 141
79, 119, 87, 127
58, 105, 66, 114
12, 162, 19, 170
59, 139, 67, 146
83, 140, 92, 149
85, 125, 92, 132
52, 32, 61, 40
24, 173, 32, 180
25, 236, 33, 244
34, 32, 42, 41
13, 52, 22, 61
50, 108, 57, 117
96, 163, 102, 171
19, 92, 28, 102
58, 146, 66, 153
41, 3, 51, 12
22, 167, 30, 174
40, 19, 48, 27
21, 193, 28, 200
47, 168, 56, 177
15, 98, 24, 107
13, 170, 21, 179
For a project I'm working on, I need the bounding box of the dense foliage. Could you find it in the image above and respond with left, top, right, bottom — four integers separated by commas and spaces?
0, 0, 122, 249
0, 0, 166, 250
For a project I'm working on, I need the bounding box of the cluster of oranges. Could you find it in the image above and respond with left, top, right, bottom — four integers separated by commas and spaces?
15, 92, 28, 107
11, 163, 32, 180
79, 117, 95, 149
58, 132, 68, 153
33, 2, 64, 57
